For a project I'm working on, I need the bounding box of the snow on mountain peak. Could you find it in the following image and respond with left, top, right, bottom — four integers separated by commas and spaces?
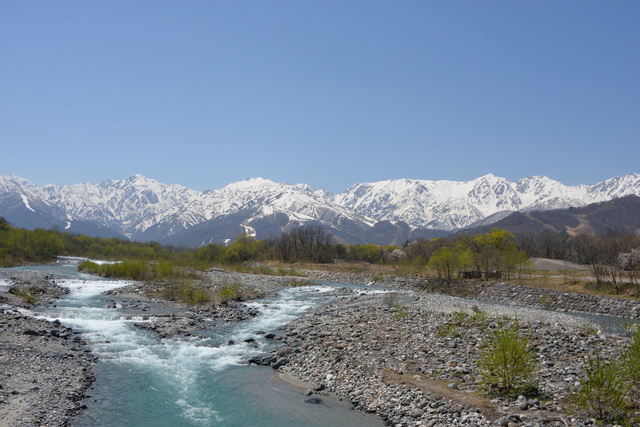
1, 173, 639, 242
0, 174, 37, 192
334, 173, 640, 231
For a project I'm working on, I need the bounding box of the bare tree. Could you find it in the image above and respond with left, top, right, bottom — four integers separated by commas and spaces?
619, 249, 640, 295
273, 225, 335, 263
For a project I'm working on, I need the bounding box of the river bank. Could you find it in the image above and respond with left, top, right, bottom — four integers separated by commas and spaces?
0, 267, 375, 426
0, 271, 95, 427
275, 290, 630, 426
304, 269, 640, 319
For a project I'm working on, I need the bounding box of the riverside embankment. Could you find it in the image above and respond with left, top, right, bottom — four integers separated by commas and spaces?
304, 269, 640, 319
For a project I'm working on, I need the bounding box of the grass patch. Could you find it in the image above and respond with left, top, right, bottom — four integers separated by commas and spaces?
8, 287, 38, 305
437, 308, 489, 338
217, 284, 244, 304
161, 283, 212, 305
394, 306, 408, 319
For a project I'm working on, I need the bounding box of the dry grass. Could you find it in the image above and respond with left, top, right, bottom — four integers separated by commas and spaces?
262, 260, 410, 276
263, 259, 639, 301
514, 271, 640, 300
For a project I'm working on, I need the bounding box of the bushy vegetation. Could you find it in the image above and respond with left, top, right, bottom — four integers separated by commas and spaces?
216, 284, 243, 304
0, 217, 186, 267
573, 355, 630, 423
478, 320, 538, 398
78, 260, 178, 281
569, 325, 640, 424
626, 325, 640, 407
3, 215, 639, 297
160, 283, 212, 305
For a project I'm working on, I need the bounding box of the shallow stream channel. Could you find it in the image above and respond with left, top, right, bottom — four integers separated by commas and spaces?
13, 265, 385, 427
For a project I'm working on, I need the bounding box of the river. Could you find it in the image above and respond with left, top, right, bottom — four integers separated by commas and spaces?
10, 264, 385, 427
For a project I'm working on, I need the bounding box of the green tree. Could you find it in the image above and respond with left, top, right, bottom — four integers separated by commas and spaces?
472, 228, 521, 278
574, 355, 630, 423
223, 234, 264, 264
479, 320, 537, 397
428, 244, 473, 279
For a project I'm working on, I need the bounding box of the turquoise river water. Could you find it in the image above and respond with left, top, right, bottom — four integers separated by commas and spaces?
4, 265, 385, 427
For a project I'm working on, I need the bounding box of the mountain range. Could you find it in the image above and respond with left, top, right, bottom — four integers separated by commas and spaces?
0, 173, 638, 246
460, 194, 640, 238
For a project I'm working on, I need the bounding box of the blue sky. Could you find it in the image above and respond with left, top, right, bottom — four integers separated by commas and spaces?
1, 1, 638, 193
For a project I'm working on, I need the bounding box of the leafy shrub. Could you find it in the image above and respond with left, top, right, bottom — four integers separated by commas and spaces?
78, 260, 153, 281
625, 326, 640, 408
217, 284, 243, 304
190, 288, 211, 304
79, 259, 183, 282
479, 320, 538, 398
573, 355, 630, 423
178, 284, 212, 305
152, 261, 175, 278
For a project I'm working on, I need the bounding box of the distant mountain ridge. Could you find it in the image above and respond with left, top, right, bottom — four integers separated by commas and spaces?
334, 173, 640, 230
459, 195, 640, 238
0, 173, 638, 246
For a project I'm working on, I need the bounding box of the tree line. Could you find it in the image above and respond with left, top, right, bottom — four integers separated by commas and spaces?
2, 217, 639, 288
516, 230, 640, 291
0, 217, 185, 267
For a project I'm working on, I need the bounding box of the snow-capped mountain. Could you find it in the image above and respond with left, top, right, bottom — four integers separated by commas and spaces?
334, 173, 640, 231
0, 174, 125, 238
134, 178, 382, 246
0, 172, 638, 246
40, 174, 202, 237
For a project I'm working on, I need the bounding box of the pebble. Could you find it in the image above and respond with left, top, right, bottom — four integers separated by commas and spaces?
0, 271, 95, 427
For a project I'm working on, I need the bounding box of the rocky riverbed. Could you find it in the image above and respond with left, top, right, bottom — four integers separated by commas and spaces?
304, 269, 640, 319
101, 270, 310, 338
272, 291, 637, 426
0, 271, 95, 427
2, 266, 640, 426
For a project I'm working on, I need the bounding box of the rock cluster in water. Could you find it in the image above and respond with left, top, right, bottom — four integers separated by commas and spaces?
101, 271, 300, 338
